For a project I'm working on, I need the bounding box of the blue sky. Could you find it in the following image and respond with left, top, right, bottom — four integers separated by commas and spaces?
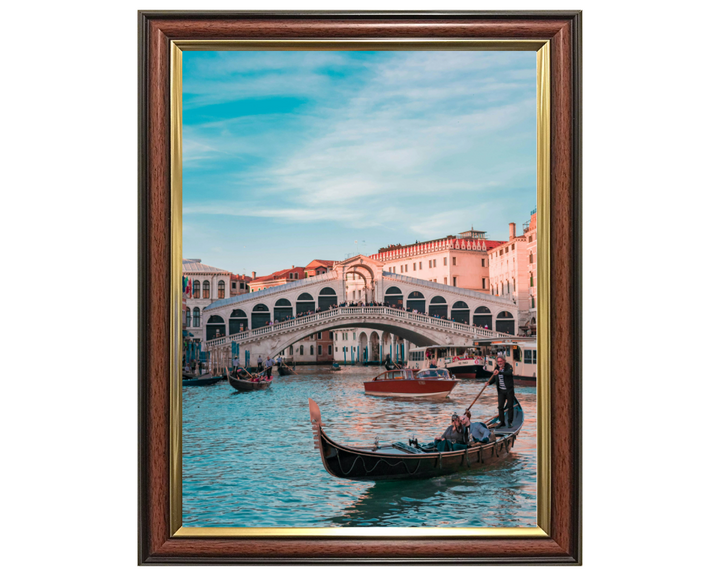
183, 50, 536, 277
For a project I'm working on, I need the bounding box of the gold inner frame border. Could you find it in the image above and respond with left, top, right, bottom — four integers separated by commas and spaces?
169, 38, 551, 539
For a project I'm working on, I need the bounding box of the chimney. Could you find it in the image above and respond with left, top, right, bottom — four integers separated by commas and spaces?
252, 271, 256, 279
509, 223, 516, 239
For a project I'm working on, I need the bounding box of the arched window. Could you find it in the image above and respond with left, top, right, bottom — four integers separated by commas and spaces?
318, 287, 337, 311
251, 303, 270, 329
202, 280, 210, 299
185, 308, 191, 327
296, 292, 315, 314
384, 286, 403, 307
229, 309, 248, 334
205, 315, 226, 341
496, 311, 515, 335
218, 280, 225, 299
429, 295, 447, 318
192, 307, 200, 327
473, 306, 492, 329
406, 290, 426, 313
451, 301, 470, 324
193, 280, 200, 298
274, 298, 293, 322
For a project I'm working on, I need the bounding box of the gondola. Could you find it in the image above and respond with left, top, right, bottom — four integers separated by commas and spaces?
277, 362, 297, 376
308, 397, 524, 481
182, 374, 223, 387
228, 372, 273, 391
330, 363, 342, 371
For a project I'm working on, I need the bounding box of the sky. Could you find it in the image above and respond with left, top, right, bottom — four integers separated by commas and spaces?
182, 50, 537, 277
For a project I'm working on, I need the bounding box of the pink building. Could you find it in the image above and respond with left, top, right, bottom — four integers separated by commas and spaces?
369, 229, 503, 292
488, 211, 537, 334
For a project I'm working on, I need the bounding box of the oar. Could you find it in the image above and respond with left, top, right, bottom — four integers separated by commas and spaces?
464, 382, 490, 417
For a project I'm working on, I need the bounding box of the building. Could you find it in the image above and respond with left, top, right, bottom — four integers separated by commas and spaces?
369, 229, 503, 292
283, 330, 335, 365
182, 259, 232, 341
230, 274, 252, 297
247, 259, 337, 292
487, 210, 537, 334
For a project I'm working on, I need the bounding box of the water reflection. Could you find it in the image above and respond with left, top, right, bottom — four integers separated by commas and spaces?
182, 366, 536, 528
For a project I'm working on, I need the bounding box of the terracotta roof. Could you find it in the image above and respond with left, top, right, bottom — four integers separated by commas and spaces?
251, 266, 305, 284
305, 259, 336, 269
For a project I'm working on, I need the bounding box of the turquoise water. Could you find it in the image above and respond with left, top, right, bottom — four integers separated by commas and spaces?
182, 366, 536, 528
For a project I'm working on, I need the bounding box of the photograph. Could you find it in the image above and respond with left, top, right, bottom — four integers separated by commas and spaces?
179, 47, 541, 529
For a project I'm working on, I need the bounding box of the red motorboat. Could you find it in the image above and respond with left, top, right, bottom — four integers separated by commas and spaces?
363, 368, 458, 399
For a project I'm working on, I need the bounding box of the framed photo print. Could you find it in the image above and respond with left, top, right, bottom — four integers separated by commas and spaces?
139, 10, 581, 564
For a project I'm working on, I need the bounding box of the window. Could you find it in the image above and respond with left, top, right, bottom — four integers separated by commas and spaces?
413, 263, 416, 271
353, 333, 356, 340
513, 277, 516, 290
428, 260, 432, 268
453, 277, 457, 287
530, 273, 534, 287
531, 296, 535, 308
419, 262, 422, 270
524, 350, 532, 364
335, 347, 338, 352
533, 350, 537, 364
444, 257, 447, 265
318, 345, 322, 355
193, 307, 200, 327
452, 257, 456, 265
193, 280, 200, 298
444, 277, 447, 284
202, 280, 210, 299
433, 259, 436, 267
232, 282, 236, 290
300, 345, 304, 355
185, 308, 191, 327
290, 345, 294, 355
482, 278, 486, 289
512, 244, 515, 251
218, 280, 225, 299
335, 333, 338, 340
529, 252, 534, 264
482, 258, 485, 267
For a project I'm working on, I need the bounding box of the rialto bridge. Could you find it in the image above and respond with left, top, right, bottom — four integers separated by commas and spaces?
199, 256, 519, 364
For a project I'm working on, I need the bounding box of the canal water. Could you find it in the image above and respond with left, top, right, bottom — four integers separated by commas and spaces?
182, 366, 536, 528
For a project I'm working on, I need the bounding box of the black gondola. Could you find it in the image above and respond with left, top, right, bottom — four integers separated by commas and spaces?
228, 372, 273, 391
278, 363, 297, 376
182, 375, 223, 387
308, 398, 524, 481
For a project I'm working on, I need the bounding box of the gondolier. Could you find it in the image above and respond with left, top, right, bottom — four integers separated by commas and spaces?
257, 355, 263, 371
487, 354, 515, 427
265, 356, 275, 375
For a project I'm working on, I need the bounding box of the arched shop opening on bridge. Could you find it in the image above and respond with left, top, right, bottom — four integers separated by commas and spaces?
451, 301, 470, 324
229, 309, 248, 334
252, 303, 270, 329
473, 306, 492, 329
384, 286, 403, 307
318, 287, 337, 311
274, 298, 293, 322
496, 311, 515, 335
429, 296, 447, 318
296, 292, 315, 314
406, 291, 425, 313
206, 315, 225, 340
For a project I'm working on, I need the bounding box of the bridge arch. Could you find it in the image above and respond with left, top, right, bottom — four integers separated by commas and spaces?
406, 290, 425, 313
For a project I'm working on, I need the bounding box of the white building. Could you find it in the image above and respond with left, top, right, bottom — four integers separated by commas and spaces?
183, 259, 232, 342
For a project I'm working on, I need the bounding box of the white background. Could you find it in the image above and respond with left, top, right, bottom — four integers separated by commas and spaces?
2, 0, 718, 573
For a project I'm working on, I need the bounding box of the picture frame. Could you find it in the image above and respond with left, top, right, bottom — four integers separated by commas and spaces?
138, 10, 582, 565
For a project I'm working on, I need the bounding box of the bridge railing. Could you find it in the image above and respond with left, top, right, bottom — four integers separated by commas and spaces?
205, 306, 510, 348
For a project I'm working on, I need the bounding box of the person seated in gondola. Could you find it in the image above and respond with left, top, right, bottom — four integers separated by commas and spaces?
433, 414, 467, 452
461, 413, 493, 445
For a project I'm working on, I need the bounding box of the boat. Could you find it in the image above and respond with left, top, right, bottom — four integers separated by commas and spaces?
308, 397, 524, 481
330, 363, 342, 371
227, 372, 273, 391
363, 368, 458, 399
277, 361, 297, 376
472, 338, 537, 385
182, 374, 223, 387
408, 345, 486, 379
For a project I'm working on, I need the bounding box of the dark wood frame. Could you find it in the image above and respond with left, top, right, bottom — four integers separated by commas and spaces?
139, 10, 582, 565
